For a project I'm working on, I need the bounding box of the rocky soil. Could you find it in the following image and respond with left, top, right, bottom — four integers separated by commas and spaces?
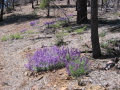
0, 2, 120, 90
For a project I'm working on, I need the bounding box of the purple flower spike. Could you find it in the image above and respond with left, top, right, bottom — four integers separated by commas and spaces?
25, 46, 81, 72
44, 21, 55, 25
67, 14, 74, 17
58, 17, 67, 21
30, 20, 40, 26
20, 29, 27, 33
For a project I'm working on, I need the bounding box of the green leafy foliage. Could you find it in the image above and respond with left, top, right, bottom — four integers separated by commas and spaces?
99, 32, 106, 37
75, 26, 86, 34
40, 0, 49, 9
101, 42, 108, 48
55, 31, 69, 46
9, 33, 23, 40
66, 57, 90, 78
1, 35, 8, 41
27, 30, 34, 34
1, 33, 23, 41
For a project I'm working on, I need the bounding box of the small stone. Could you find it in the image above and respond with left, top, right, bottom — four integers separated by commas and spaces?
54, 85, 56, 87
65, 76, 72, 80
78, 81, 86, 86
60, 87, 69, 90
85, 85, 105, 90
52, 70, 56, 73
1, 82, 9, 86
24, 71, 28, 76
24, 71, 34, 77
32, 85, 38, 90
28, 47, 31, 50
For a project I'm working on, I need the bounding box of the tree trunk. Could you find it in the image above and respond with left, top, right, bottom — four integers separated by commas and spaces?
0, 0, 4, 22
36, 0, 39, 5
91, 0, 101, 58
47, 0, 50, 17
12, 0, 15, 9
32, 0, 34, 8
76, 0, 87, 24
87, 0, 91, 7
67, 0, 70, 5
101, 0, 104, 10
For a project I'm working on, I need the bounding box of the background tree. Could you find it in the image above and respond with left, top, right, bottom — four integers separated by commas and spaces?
67, 0, 70, 5
0, 0, 4, 22
76, 0, 87, 24
31, 0, 34, 8
91, 0, 101, 58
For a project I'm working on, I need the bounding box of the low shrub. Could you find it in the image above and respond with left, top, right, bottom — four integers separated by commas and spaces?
1, 35, 8, 41
30, 20, 39, 26
25, 46, 90, 77
99, 32, 106, 37
66, 57, 90, 78
75, 26, 86, 34
9, 33, 23, 40
25, 46, 81, 72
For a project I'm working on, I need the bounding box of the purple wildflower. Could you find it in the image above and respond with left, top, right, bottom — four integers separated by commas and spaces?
67, 14, 74, 17
20, 29, 27, 33
58, 17, 67, 21
44, 21, 55, 25
30, 20, 40, 26
25, 46, 81, 72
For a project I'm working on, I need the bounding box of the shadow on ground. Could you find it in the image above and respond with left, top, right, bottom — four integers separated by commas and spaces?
0, 13, 46, 26
50, 5, 76, 9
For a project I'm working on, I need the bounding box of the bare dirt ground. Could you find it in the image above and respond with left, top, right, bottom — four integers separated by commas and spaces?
0, 2, 120, 90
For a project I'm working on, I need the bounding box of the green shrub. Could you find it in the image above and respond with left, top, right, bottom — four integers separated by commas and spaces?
55, 31, 69, 46
101, 42, 108, 48
1, 35, 8, 41
99, 32, 106, 37
75, 26, 86, 34
40, 0, 49, 9
27, 30, 34, 34
66, 57, 90, 78
9, 33, 23, 40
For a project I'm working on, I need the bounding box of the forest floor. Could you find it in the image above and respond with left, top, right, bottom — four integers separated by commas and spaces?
0, 2, 120, 90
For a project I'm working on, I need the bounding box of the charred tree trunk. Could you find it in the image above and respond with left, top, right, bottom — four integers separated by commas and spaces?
91, 0, 101, 58
67, 0, 70, 5
0, 0, 4, 22
36, 0, 39, 5
47, 0, 50, 17
76, 0, 87, 24
12, 0, 15, 9
32, 0, 34, 8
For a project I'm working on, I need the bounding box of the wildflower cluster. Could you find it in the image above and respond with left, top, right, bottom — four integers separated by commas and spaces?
25, 46, 80, 72
66, 57, 90, 77
43, 14, 74, 28
67, 14, 74, 18
30, 20, 39, 26
20, 29, 27, 34
44, 21, 55, 25
25, 46, 90, 77
58, 17, 67, 21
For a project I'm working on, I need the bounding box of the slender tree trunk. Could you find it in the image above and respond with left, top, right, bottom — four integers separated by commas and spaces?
12, 0, 15, 9
91, 0, 101, 58
117, 0, 120, 9
47, 0, 50, 17
67, 0, 70, 5
77, 0, 87, 24
101, 0, 103, 10
76, 0, 78, 11
36, 0, 39, 5
87, 0, 91, 7
32, 0, 34, 8
0, 0, 4, 22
